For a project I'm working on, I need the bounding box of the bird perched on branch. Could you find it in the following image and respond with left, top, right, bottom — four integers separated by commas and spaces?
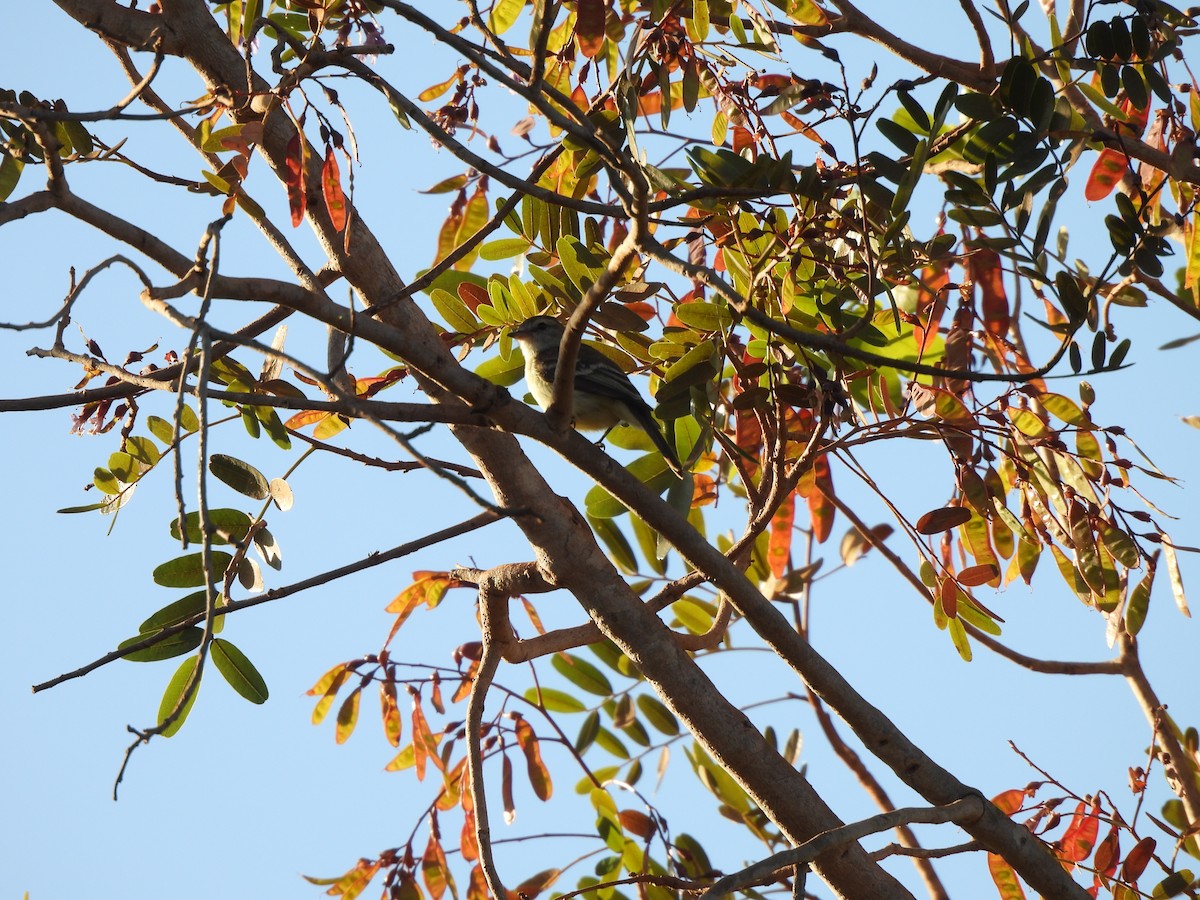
510, 315, 684, 477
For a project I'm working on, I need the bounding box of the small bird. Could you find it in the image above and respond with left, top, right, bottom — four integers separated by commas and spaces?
510, 315, 684, 477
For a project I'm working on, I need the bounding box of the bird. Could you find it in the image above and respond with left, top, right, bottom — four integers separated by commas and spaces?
509, 315, 684, 477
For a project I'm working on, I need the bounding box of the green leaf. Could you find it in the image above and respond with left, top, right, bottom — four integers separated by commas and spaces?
588, 514, 638, 574
127, 440, 161, 473
108, 451, 139, 483
585, 454, 681, 517
120, 626, 205, 662
209, 454, 270, 499
524, 687, 587, 713
139, 590, 220, 633
158, 655, 201, 737
211, 638, 269, 703
147, 415, 176, 444
672, 597, 715, 634
1040, 392, 1092, 428
576, 710, 601, 752
431, 288, 480, 334
92, 467, 120, 495
479, 237, 531, 260
947, 617, 973, 661
488, 0, 524, 34
56, 502, 107, 514
673, 301, 733, 332
169, 508, 253, 544
552, 653, 614, 696
152, 551, 234, 587
1126, 553, 1158, 636
180, 404, 200, 433
636, 694, 680, 735
556, 234, 609, 295
0, 152, 24, 202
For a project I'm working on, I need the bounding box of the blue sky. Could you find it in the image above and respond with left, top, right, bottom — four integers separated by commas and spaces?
3, 3, 1199, 898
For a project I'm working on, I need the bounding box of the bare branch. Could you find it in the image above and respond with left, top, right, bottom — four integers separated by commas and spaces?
700, 797, 986, 900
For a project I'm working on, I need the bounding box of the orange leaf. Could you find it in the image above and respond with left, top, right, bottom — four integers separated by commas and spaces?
433, 194, 465, 267
520, 597, 546, 635
452, 658, 479, 704
284, 133, 306, 227
914, 260, 951, 352
418, 68, 464, 103
732, 125, 756, 157
576, 0, 607, 59
422, 832, 450, 900
381, 681, 402, 747
335, 687, 360, 744
513, 868, 562, 899
322, 146, 347, 231
970, 247, 1010, 338
460, 809, 480, 862
412, 696, 431, 780
1084, 148, 1128, 201
515, 716, 553, 800
992, 787, 1029, 815
466, 864, 488, 900
780, 109, 833, 154
767, 493, 795, 578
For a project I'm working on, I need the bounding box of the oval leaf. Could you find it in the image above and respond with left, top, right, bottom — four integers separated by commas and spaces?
120, 626, 205, 662
158, 655, 201, 737
209, 454, 270, 499
916, 506, 973, 534
211, 638, 269, 704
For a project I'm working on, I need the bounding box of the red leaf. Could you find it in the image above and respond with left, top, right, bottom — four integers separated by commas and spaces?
802, 454, 835, 544
1058, 800, 1100, 864
1120, 836, 1155, 882
1093, 826, 1119, 880
1084, 148, 1128, 201
501, 752, 516, 824
970, 247, 1010, 338
284, 133, 306, 227
916, 506, 972, 534
576, 0, 607, 59
321, 146, 347, 231
457, 281, 489, 313
939, 578, 959, 618
957, 563, 1000, 586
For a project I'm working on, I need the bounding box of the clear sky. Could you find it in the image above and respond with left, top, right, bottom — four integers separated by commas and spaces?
3, 4, 1198, 899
